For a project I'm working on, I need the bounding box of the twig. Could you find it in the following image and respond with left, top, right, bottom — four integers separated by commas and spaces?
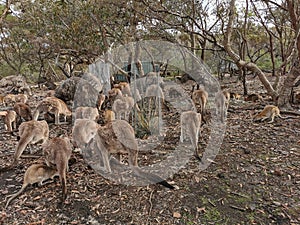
227, 108, 239, 113
281, 208, 292, 220
229, 191, 250, 199
208, 199, 216, 207
230, 205, 246, 212
146, 190, 154, 224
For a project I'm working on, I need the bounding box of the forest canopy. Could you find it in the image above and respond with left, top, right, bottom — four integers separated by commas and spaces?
0, 0, 299, 107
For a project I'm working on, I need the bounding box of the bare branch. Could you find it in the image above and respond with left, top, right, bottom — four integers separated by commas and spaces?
0, 0, 11, 25
223, 0, 278, 99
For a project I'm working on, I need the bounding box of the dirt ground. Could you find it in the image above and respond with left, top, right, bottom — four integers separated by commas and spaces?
0, 75, 299, 225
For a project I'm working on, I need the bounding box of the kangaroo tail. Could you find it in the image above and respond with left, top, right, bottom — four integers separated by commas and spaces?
5, 185, 27, 208
59, 163, 68, 202
14, 130, 33, 161
1, 132, 32, 171
33, 108, 40, 120
61, 176, 67, 202
132, 166, 174, 189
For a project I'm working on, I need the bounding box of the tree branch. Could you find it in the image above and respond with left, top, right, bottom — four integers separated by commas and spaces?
223, 0, 278, 99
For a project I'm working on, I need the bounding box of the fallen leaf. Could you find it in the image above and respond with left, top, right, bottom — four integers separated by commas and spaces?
196, 207, 206, 213
173, 212, 181, 218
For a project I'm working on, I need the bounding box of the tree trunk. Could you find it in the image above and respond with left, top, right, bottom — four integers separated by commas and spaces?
134, 42, 144, 77
223, 0, 278, 100
127, 50, 133, 82
242, 68, 247, 95
200, 39, 206, 61
277, 61, 300, 108
278, 0, 300, 108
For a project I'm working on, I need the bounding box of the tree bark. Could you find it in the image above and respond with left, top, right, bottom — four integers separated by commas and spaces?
277, 62, 300, 108
277, 0, 300, 108
134, 42, 145, 77
287, 0, 300, 60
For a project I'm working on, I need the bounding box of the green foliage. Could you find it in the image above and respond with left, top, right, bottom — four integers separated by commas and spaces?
0, 62, 16, 78
256, 55, 281, 71
202, 207, 222, 223
0, 0, 296, 81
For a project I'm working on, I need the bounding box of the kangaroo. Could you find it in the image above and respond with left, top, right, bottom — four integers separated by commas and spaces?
3, 94, 16, 106
112, 91, 136, 121
145, 72, 164, 87
33, 97, 71, 124
5, 163, 58, 208
15, 94, 28, 104
230, 92, 241, 100
114, 82, 132, 97
244, 93, 263, 102
43, 137, 72, 202
104, 110, 115, 123
14, 102, 33, 122
180, 111, 202, 159
145, 84, 165, 120
222, 90, 230, 108
112, 98, 131, 121
97, 93, 106, 111
108, 88, 123, 100
3, 93, 28, 105
253, 105, 282, 123
0, 94, 4, 105
72, 119, 174, 189
4, 110, 17, 132
117, 82, 142, 102
191, 88, 208, 115
75, 106, 99, 121
0, 111, 7, 116
3, 120, 49, 169
72, 119, 99, 149
215, 90, 227, 122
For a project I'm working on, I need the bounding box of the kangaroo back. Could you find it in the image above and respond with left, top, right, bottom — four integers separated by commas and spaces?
14, 126, 34, 162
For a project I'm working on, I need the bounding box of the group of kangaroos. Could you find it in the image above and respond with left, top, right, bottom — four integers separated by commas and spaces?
0, 72, 285, 208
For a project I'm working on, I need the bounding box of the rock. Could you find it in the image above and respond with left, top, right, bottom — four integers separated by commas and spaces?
55, 73, 103, 108
55, 76, 81, 102
0, 75, 32, 95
